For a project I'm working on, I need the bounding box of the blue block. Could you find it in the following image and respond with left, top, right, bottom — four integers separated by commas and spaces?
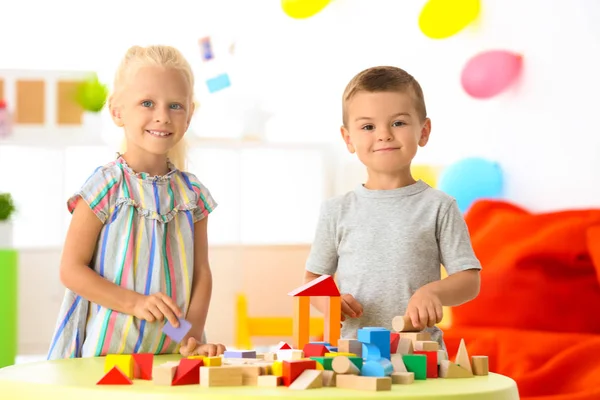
224, 350, 256, 359
206, 73, 231, 93
361, 358, 394, 377
358, 327, 390, 360
326, 346, 338, 352
310, 341, 331, 346
362, 343, 381, 362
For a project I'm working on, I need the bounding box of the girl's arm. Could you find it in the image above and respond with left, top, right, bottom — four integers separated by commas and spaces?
59, 200, 143, 314
183, 216, 213, 341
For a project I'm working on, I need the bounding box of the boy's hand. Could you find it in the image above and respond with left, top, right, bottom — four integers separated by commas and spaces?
132, 293, 183, 328
341, 293, 363, 321
179, 337, 227, 357
406, 287, 443, 330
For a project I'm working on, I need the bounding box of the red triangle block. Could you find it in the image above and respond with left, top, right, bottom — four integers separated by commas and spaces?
97, 366, 133, 385
278, 341, 292, 350
390, 332, 400, 354
132, 353, 154, 380
173, 358, 203, 386
287, 275, 340, 297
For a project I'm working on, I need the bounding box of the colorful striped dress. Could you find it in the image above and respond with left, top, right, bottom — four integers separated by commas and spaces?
47, 155, 216, 359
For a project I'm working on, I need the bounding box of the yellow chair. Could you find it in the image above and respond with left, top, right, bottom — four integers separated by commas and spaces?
235, 293, 324, 349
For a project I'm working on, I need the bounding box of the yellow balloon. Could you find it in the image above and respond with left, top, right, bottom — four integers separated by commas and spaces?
281, 0, 331, 19
412, 165, 441, 188
418, 0, 481, 39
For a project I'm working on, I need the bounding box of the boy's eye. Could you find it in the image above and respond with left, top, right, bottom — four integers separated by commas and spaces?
361, 124, 375, 131
392, 121, 406, 127
141, 100, 153, 107
170, 103, 183, 110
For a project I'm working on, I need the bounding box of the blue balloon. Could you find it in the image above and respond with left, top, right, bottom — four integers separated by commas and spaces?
438, 157, 504, 213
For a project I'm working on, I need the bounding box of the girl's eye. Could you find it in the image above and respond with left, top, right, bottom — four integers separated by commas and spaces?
141, 100, 153, 107
392, 121, 406, 127
170, 103, 183, 110
361, 124, 375, 131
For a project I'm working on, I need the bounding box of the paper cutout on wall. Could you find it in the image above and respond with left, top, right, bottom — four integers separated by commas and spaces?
0, 79, 4, 101
57, 81, 83, 125
418, 0, 480, 39
411, 165, 442, 188
199, 37, 214, 61
15, 80, 45, 124
281, 0, 331, 19
461, 50, 523, 99
206, 73, 231, 94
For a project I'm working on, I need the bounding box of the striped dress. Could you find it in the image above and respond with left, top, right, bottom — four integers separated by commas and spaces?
47, 155, 216, 359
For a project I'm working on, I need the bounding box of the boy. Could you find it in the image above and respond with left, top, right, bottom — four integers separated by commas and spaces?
304, 66, 481, 349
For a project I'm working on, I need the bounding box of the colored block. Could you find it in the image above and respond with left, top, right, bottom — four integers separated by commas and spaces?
303, 343, 328, 357
310, 357, 333, 370
173, 358, 203, 385
206, 73, 231, 94
203, 356, 222, 367
162, 317, 191, 343
0, 250, 17, 369
272, 361, 283, 376
309, 341, 331, 346
325, 296, 341, 347
325, 352, 357, 357
224, 350, 256, 359
402, 354, 427, 380
358, 327, 391, 360
104, 355, 133, 379
293, 296, 310, 350
282, 359, 316, 386
97, 366, 133, 385
390, 332, 400, 354
362, 343, 381, 362
326, 346, 338, 352
287, 274, 341, 297
348, 357, 364, 370
361, 358, 394, 377
132, 353, 153, 380
278, 341, 292, 350
414, 350, 438, 378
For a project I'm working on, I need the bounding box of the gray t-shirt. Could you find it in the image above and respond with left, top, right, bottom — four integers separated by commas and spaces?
305, 180, 481, 349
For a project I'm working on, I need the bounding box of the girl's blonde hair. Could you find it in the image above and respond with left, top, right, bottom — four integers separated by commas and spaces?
109, 45, 195, 171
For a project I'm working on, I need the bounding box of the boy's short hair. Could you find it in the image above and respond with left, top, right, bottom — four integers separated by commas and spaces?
342, 66, 427, 126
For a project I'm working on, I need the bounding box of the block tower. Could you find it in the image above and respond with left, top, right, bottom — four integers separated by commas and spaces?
288, 275, 341, 349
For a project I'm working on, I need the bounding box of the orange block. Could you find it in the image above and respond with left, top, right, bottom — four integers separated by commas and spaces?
293, 297, 310, 350
325, 296, 341, 347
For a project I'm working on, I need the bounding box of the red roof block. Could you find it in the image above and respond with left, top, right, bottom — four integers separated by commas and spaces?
287, 275, 340, 297
97, 366, 133, 385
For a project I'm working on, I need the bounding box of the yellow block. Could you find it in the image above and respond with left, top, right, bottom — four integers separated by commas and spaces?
187, 355, 205, 360
204, 356, 222, 367
104, 355, 133, 379
314, 361, 324, 370
272, 361, 283, 377
325, 352, 356, 357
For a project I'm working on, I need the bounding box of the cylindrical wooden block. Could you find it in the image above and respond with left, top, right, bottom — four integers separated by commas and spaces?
392, 315, 420, 332
391, 372, 414, 384
471, 356, 489, 376
332, 356, 360, 375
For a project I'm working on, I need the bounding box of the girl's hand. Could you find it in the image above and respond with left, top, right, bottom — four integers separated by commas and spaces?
341, 293, 363, 321
179, 337, 227, 357
132, 292, 183, 328
406, 287, 443, 330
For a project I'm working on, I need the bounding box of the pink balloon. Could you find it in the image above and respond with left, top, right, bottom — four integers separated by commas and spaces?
461, 50, 523, 99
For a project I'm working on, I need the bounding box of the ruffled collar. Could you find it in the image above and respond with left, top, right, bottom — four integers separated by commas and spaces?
116, 154, 178, 182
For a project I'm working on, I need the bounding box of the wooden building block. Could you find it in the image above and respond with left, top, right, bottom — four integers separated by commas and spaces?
332, 356, 359, 375
392, 315, 421, 332
440, 360, 473, 378
390, 332, 400, 353
289, 369, 323, 390
282, 359, 316, 386
303, 343, 328, 357
257, 375, 281, 387
238, 365, 262, 386
224, 350, 256, 359
400, 332, 431, 343
263, 352, 277, 361
203, 356, 222, 367
277, 349, 304, 361
325, 352, 356, 358
455, 339, 473, 373
361, 358, 394, 377
358, 327, 391, 360
438, 349, 448, 365
321, 370, 337, 387
472, 356, 489, 376
397, 337, 414, 354
414, 350, 438, 378
278, 341, 292, 350
293, 296, 310, 350
200, 366, 243, 387
336, 374, 392, 391
415, 340, 439, 351
324, 296, 341, 347
338, 339, 362, 357
15, 80, 45, 124
310, 357, 333, 370
272, 361, 283, 376
132, 353, 153, 380
402, 354, 427, 380
391, 354, 407, 373
104, 355, 134, 379
391, 372, 414, 384
56, 80, 83, 125
152, 363, 178, 386
173, 358, 203, 386
97, 366, 133, 385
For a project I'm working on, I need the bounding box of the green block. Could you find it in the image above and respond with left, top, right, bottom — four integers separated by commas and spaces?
348, 356, 363, 369
310, 357, 333, 370
402, 354, 427, 380
0, 250, 18, 368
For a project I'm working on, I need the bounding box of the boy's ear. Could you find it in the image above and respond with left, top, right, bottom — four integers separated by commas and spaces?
418, 118, 432, 147
340, 126, 355, 153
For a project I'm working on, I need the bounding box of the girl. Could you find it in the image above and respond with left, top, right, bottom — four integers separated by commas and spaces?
47, 45, 226, 359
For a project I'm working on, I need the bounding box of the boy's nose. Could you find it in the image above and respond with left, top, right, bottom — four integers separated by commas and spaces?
377, 129, 393, 141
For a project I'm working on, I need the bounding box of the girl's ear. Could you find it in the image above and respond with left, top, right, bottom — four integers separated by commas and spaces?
110, 104, 124, 127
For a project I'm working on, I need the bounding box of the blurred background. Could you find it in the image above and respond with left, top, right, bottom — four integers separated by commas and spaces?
0, 1, 599, 396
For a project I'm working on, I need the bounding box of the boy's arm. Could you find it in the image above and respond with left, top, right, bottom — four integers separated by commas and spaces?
431, 199, 482, 306
184, 217, 213, 342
